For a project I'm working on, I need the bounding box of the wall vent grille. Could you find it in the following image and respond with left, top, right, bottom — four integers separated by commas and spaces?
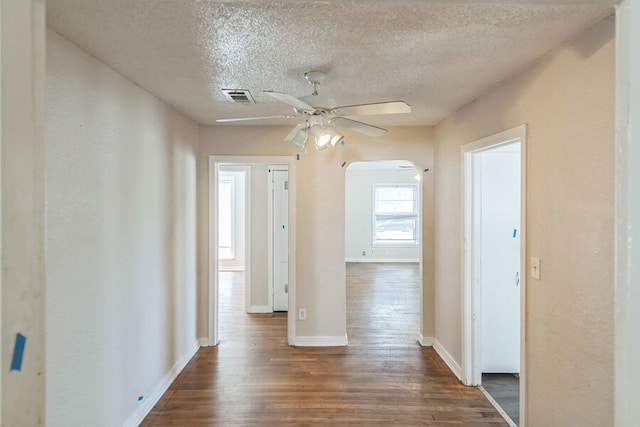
222, 89, 255, 104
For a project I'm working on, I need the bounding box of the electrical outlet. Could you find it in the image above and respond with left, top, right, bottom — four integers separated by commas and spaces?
298, 308, 307, 321
531, 257, 541, 280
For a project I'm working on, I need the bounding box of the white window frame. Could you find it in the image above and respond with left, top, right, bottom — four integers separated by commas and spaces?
372, 183, 420, 247
218, 175, 235, 260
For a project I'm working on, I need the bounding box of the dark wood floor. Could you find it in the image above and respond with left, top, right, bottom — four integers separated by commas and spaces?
141, 263, 507, 426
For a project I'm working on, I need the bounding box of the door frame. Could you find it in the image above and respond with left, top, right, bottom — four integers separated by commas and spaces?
461, 125, 527, 425
615, 2, 640, 425
208, 156, 297, 346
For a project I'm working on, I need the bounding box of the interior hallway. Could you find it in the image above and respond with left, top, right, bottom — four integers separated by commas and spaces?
141, 264, 507, 426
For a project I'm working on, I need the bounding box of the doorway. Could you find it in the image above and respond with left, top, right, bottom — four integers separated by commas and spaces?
217, 166, 249, 342
344, 160, 423, 343
208, 156, 296, 347
462, 126, 527, 427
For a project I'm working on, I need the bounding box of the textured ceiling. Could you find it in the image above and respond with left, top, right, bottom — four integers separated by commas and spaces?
47, 1, 614, 127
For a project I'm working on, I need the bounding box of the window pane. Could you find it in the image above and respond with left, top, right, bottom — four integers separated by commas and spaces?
218, 179, 234, 259
373, 184, 418, 244
375, 217, 416, 241
375, 200, 415, 215
376, 186, 414, 201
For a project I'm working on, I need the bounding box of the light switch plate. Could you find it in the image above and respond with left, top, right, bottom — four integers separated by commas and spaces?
531, 257, 541, 280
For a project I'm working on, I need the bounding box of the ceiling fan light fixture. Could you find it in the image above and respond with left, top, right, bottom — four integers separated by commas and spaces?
327, 129, 344, 147
309, 125, 331, 150
291, 126, 308, 149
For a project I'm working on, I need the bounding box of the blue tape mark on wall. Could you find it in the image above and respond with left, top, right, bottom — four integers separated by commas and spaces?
138, 396, 144, 401
10, 333, 26, 372
513, 228, 517, 238
340, 140, 346, 146
424, 168, 430, 173
341, 161, 346, 168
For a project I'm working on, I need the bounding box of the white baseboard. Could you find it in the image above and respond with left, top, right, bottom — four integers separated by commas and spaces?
418, 334, 434, 346
198, 337, 210, 347
294, 334, 348, 347
123, 340, 200, 427
345, 258, 420, 263
248, 305, 273, 314
433, 339, 463, 381
219, 266, 245, 272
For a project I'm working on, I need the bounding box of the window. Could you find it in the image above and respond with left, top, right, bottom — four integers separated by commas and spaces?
218, 176, 235, 259
373, 184, 418, 245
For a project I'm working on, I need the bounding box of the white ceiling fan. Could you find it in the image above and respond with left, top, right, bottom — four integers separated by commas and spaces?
216, 71, 411, 150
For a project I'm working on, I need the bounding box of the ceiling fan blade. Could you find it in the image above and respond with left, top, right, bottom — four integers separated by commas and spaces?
263, 91, 313, 110
332, 101, 411, 117
216, 115, 296, 123
331, 117, 388, 137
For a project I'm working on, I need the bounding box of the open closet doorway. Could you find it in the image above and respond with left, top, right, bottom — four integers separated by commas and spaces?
462, 125, 527, 427
344, 160, 423, 346
209, 157, 296, 347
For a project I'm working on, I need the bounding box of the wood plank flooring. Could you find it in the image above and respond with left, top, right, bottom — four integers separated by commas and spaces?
482, 373, 519, 425
141, 263, 507, 426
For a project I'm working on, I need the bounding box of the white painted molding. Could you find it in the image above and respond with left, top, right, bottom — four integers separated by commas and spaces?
123, 340, 200, 427
616, 3, 640, 426
219, 266, 245, 272
294, 335, 348, 347
433, 339, 463, 382
198, 337, 210, 347
345, 258, 420, 263
418, 334, 434, 346
248, 305, 273, 314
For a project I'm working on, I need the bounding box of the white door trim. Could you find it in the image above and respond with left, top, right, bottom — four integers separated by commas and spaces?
208, 156, 297, 346
243, 166, 252, 314
461, 124, 527, 426
615, 2, 640, 426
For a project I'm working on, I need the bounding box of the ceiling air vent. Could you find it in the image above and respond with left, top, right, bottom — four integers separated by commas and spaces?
222, 89, 255, 104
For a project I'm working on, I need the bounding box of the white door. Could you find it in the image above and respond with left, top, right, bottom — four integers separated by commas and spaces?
479, 143, 521, 373
272, 168, 289, 311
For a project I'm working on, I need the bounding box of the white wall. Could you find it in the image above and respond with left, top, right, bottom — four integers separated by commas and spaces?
434, 16, 615, 426
46, 30, 199, 426
345, 168, 421, 262
615, 1, 640, 425
1, 0, 46, 424
198, 126, 436, 342
218, 167, 247, 271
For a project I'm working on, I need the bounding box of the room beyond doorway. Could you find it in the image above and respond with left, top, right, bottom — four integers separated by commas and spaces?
345, 160, 424, 344
208, 156, 297, 347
